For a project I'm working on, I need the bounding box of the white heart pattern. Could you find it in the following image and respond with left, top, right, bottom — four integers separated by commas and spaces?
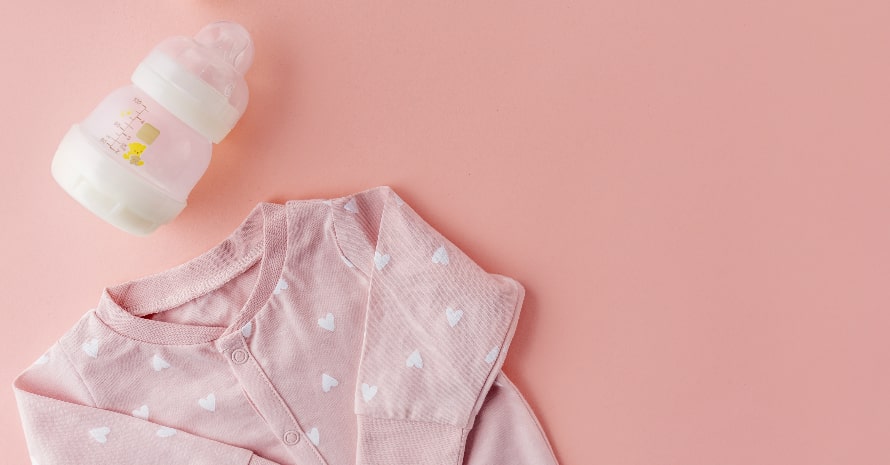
361, 383, 378, 402
151, 354, 170, 372
241, 321, 253, 338
34, 354, 49, 365
374, 251, 391, 270
132, 405, 149, 420
485, 346, 500, 364
156, 427, 177, 438
406, 349, 423, 369
344, 198, 358, 213
273, 279, 289, 295
322, 373, 339, 392
82, 338, 99, 359
445, 307, 463, 327
317, 313, 335, 332
89, 426, 110, 444
432, 245, 449, 265
199, 393, 216, 412
307, 427, 320, 446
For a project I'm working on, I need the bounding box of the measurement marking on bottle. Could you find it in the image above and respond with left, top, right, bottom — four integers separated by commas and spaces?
102, 97, 149, 154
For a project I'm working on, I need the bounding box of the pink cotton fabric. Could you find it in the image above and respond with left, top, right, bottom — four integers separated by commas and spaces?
13, 186, 557, 465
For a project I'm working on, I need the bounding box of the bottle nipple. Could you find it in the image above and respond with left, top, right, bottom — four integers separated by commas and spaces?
193, 21, 255, 76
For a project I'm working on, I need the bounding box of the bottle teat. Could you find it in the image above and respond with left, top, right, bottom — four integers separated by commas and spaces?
193, 21, 255, 76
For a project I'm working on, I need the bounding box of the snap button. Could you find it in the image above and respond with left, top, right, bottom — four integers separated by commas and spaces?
283, 430, 301, 445
231, 348, 249, 364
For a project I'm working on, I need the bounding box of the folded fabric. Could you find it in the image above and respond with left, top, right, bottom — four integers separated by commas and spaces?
14, 186, 557, 465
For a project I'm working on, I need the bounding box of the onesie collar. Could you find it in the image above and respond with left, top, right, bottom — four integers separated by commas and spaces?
94, 201, 290, 345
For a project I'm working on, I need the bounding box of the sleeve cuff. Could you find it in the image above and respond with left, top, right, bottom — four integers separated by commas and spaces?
356, 416, 468, 465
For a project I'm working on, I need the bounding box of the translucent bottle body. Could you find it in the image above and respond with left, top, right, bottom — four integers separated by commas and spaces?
51, 86, 211, 236
81, 85, 212, 201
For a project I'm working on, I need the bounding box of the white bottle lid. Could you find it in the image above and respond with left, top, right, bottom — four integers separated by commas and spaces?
131, 21, 254, 143
51, 125, 186, 236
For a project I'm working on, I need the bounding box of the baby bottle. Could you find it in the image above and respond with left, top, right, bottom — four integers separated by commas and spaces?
51, 21, 254, 235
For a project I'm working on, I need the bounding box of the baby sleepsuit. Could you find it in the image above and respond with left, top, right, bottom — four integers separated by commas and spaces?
14, 185, 557, 465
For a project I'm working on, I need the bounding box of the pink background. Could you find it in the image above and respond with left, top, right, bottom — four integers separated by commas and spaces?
2, 1, 890, 463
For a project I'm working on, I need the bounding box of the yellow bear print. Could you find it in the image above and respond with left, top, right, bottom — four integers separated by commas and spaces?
123, 142, 147, 166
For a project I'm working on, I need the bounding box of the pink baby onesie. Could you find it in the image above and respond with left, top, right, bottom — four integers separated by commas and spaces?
14, 186, 557, 465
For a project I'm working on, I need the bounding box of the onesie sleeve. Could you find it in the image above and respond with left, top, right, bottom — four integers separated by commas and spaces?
331, 186, 524, 465
13, 338, 280, 465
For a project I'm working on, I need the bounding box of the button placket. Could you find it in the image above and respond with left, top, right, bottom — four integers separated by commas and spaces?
218, 333, 327, 464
